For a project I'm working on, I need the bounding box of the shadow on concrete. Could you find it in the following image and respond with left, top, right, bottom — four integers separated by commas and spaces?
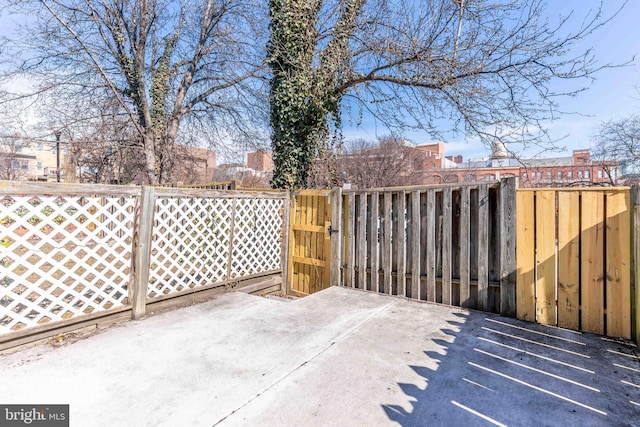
382, 311, 640, 427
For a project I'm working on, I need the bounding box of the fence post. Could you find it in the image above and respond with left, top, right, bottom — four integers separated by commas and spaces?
500, 177, 517, 317
631, 185, 640, 344
132, 186, 155, 320
282, 190, 292, 295
330, 187, 343, 287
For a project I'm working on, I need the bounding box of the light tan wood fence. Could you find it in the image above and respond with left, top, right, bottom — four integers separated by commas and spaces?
516, 188, 633, 339
286, 190, 333, 296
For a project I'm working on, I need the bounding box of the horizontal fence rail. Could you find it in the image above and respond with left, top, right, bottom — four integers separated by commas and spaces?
0, 181, 286, 344
339, 179, 517, 315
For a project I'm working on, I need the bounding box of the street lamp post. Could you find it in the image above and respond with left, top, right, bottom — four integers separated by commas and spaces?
55, 131, 61, 182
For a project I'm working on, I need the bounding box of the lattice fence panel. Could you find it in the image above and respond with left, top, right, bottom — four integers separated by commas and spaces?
147, 196, 284, 298
0, 194, 135, 333
230, 198, 284, 278
147, 197, 233, 298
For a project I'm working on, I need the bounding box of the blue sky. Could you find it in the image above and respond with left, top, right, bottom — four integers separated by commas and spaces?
341, 0, 640, 161
1, 1, 638, 162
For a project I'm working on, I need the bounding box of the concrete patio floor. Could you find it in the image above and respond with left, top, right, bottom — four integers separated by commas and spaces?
1, 287, 639, 426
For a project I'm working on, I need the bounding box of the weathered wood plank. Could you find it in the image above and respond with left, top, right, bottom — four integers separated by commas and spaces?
500, 177, 517, 317
581, 191, 605, 335
397, 191, 407, 296
478, 184, 489, 311
132, 186, 155, 320
370, 191, 380, 293
357, 192, 368, 290
460, 186, 471, 308
282, 190, 292, 295
346, 193, 356, 288
557, 191, 580, 330
426, 189, 436, 302
606, 190, 631, 339
442, 188, 452, 305
330, 188, 343, 287
383, 192, 392, 294
411, 190, 421, 300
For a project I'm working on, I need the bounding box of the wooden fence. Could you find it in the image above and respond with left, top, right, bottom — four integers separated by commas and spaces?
286, 190, 333, 296
0, 181, 287, 348
337, 179, 517, 315
516, 188, 633, 339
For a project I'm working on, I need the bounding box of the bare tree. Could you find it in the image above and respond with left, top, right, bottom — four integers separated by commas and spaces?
592, 114, 639, 184
268, 0, 627, 188
2, 0, 266, 184
337, 136, 417, 188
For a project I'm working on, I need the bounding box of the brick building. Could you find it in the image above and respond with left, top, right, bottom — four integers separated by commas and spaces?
247, 148, 274, 172
337, 139, 619, 189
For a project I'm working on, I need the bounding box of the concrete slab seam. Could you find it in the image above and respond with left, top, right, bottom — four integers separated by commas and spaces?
212, 300, 398, 426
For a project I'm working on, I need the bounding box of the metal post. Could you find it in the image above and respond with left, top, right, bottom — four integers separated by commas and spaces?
55, 131, 61, 182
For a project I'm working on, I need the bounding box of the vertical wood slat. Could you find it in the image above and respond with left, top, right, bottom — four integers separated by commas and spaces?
291, 195, 300, 294
442, 188, 452, 305
535, 190, 556, 326
397, 191, 407, 296
282, 190, 292, 295
357, 192, 367, 290
305, 195, 313, 294
383, 192, 392, 294
477, 184, 489, 311
606, 190, 631, 339
411, 191, 421, 300
500, 178, 517, 317
322, 197, 332, 291
426, 189, 436, 302
310, 195, 318, 293
330, 188, 343, 287
633, 185, 640, 344
346, 193, 356, 288
516, 191, 535, 321
370, 192, 380, 292
581, 191, 605, 335
132, 186, 155, 320
459, 186, 470, 308
557, 192, 580, 330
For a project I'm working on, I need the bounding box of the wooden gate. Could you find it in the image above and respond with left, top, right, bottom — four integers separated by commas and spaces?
516, 188, 632, 339
287, 190, 332, 296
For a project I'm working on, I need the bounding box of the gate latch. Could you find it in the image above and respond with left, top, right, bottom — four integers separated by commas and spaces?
327, 225, 339, 234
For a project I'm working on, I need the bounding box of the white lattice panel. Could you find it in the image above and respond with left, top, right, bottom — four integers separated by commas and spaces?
230, 198, 283, 279
0, 194, 135, 333
147, 196, 284, 298
147, 197, 233, 298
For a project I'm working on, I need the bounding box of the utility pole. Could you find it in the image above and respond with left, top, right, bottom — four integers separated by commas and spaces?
55, 131, 61, 182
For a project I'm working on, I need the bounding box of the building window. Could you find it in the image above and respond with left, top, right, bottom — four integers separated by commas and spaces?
538, 172, 542, 179
522, 172, 527, 179
37, 162, 42, 170
558, 171, 562, 179
598, 169, 603, 178
578, 170, 583, 179
568, 171, 573, 179
37, 143, 43, 151
547, 171, 552, 179
12, 160, 19, 169
585, 170, 590, 179
21, 162, 28, 170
